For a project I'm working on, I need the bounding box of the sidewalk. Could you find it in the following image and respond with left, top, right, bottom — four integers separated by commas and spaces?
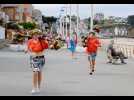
0, 49, 134, 96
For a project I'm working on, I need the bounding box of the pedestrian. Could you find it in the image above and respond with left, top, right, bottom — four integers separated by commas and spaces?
86, 32, 101, 75
68, 32, 77, 59
107, 40, 127, 64
81, 36, 87, 48
25, 29, 48, 94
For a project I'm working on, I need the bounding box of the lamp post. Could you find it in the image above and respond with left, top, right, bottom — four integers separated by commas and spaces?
69, 4, 72, 35
90, 4, 94, 31
66, 4, 68, 38
76, 4, 79, 35
60, 6, 66, 39
62, 14, 65, 39
59, 15, 62, 36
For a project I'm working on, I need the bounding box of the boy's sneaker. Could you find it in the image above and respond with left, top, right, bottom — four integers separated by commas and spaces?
36, 88, 40, 93
31, 89, 36, 94
122, 62, 127, 64
107, 61, 112, 63
92, 69, 95, 72
124, 57, 128, 59
89, 72, 93, 75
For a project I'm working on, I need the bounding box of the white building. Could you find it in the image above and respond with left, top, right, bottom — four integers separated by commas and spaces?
94, 13, 104, 21
32, 9, 43, 29
79, 20, 88, 35
107, 16, 127, 24
100, 23, 129, 37
0, 11, 9, 23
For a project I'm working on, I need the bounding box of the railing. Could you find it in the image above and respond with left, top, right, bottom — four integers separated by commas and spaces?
100, 38, 134, 58
114, 43, 134, 58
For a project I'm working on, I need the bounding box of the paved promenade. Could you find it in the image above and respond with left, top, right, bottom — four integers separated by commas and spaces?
0, 48, 134, 96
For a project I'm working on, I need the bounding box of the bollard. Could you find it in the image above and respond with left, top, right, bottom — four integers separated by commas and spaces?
119, 44, 122, 52
114, 43, 134, 58
132, 46, 134, 58
123, 46, 126, 57
124, 46, 128, 57
120, 46, 123, 53
130, 46, 134, 58
127, 46, 131, 57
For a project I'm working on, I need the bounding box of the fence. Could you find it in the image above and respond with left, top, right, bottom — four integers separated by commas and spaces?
100, 38, 134, 58
114, 43, 134, 58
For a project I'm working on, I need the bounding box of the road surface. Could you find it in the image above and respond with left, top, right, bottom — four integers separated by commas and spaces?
0, 48, 134, 96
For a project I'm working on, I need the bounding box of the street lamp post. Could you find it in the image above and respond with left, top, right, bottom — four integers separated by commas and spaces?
90, 4, 94, 31
60, 15, 62, 36
76, 4, 79, 35
66, 4, 68, 38
69, 4, 72, 36
60, 6, 66, 39
62, 16, 64, 39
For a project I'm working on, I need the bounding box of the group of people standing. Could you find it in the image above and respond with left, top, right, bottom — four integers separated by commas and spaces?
66, 32, 78, 59
26, 28, 125, 94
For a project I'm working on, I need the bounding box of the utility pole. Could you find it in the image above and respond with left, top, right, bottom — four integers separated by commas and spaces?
62, 16, 64, 39
90, 4, 94, 31
69, 4, 72, 36
76, 4, 79, 35
66, 4, 68, 38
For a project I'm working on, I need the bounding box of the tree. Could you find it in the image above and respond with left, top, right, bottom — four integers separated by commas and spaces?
128, 15, 134, 26
42, 16, 57, 30
7, 22, 20, 30
19, 22, 36, 30
99, 20, 105, 25
87, 17, 99, 29
0, 18, 4, 26
66, 15, 80, 23
71, 15, 77, 23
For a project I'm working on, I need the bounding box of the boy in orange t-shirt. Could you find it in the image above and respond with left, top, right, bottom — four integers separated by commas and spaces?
25, 31, 48, 94
86, 32, 101, 75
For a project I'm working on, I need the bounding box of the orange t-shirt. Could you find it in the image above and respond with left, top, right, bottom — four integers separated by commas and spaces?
86, 37, 100, 54
28, 39, 48, 53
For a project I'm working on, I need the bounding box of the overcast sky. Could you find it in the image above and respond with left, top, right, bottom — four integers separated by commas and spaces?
33, 4, 134, 19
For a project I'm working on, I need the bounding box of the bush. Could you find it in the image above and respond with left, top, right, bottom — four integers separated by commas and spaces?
19, 22, 36, 30
12, 34, 25, 44
7, 23, 20, 30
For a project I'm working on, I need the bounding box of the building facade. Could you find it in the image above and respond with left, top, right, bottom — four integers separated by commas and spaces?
94, 13, 104, 21
100, 23, 129, 37
22, 4, 33, 22
0, 4, 18, 22
0, 4, 33, 23
128, 27, 134, 38
32, 9, 43, 29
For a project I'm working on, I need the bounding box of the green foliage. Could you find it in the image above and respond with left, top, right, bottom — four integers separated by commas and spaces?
128, 15, 134, 26
19, 22, 36, 30
42, 16, 57, 30
0, 19, 4, 26
7, 23, 20, 30
13, 34, 25, 44
87, 17, 100, 29
42, 16, 57, 24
